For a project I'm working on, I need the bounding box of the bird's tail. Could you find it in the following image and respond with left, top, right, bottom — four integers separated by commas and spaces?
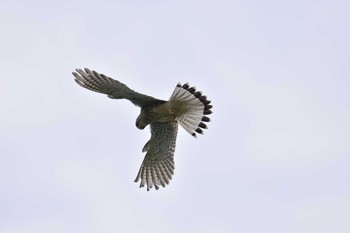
169, 83, 212, 138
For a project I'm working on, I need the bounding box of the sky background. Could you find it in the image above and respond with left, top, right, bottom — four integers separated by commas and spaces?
1, 0, 350, 232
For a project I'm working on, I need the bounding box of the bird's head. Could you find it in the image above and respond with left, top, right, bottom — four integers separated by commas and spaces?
136, 113, 148, 130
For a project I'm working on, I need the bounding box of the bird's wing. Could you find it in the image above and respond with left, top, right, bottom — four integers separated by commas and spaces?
134, 121, 178, 191
73, 68, 157, 107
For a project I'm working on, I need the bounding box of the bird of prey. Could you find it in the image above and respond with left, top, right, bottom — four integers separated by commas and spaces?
73, 68, 212, 191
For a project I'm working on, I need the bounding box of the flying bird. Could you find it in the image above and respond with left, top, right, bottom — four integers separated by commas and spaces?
73, 68, 213, 191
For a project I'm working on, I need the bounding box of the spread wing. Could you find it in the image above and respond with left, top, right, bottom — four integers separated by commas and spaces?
73, 68, 158, 107
134, 121, 178, 191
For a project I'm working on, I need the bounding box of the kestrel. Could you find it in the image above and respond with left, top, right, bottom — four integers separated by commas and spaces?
73, 68, 212, 191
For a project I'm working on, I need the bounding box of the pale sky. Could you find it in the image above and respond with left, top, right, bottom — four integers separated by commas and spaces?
1, 0, 350, 232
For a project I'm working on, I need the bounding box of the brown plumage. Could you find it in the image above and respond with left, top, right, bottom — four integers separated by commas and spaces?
73, 68, 213, 191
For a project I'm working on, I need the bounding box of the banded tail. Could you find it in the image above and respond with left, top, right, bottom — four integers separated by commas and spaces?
169, 83, 212, 138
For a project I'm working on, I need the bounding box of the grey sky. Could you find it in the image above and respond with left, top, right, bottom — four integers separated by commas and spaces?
1, 0, 349, 232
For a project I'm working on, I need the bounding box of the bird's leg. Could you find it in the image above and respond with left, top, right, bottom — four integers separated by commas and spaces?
142, 139, 151, 152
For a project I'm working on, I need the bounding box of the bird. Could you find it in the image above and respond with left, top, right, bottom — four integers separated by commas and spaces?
72, 68, 213, 191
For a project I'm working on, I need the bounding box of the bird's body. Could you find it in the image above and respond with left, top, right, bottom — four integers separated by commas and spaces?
73, 68, 212, 191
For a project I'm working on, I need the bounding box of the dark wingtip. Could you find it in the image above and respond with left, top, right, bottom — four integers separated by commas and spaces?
204, 109, 213, 115
199, 122, 208, 129
195, 128, 203, 134
202, 116, 211, 122
182, 83, 190, 89
188, 87, 196, 94
194, 91, 202, 98
204, 105, 213, 110
84, 68, 91, 73
203, 100, 211, 105
199, 95, 207, 102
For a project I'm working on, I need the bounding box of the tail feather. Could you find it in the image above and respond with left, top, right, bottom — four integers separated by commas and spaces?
169, 83, 212, 138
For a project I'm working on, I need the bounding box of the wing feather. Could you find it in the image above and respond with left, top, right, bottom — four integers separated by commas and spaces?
134, 121, 178, 191
73, 68, 158, 107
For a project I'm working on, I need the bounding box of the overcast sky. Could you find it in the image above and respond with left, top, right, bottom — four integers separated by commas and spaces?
1, 0, 350, 232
